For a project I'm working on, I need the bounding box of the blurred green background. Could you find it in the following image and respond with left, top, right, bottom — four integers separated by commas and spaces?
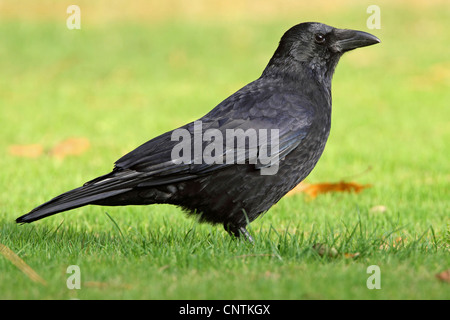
0, 0, 448, 299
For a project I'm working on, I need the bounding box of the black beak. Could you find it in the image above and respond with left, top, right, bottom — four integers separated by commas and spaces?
332, 28, 380, 53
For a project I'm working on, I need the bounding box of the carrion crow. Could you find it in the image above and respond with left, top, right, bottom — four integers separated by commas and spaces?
16, 22, 380, 242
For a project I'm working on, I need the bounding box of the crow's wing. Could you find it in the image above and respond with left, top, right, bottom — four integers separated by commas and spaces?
112, 89, 315, 187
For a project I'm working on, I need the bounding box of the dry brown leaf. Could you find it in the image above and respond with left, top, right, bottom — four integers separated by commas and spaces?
49, 137, 90, 160
344, 252, 360, 259
9, 137, 90, 160
0, 243, 47, 285
8, 144, 44, 158
287, 181, 371, 198
435, 270, 450, 283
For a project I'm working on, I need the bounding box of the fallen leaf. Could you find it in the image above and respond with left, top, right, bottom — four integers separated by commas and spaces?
435, 270, 450, 283
287, 181, 371, 198
9, 137, 90, 160
8, 144, 44, 158
49, 137, 90, 159
344, 252, 360, 259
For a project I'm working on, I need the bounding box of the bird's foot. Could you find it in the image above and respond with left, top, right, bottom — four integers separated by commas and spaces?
224, 223, 254, 243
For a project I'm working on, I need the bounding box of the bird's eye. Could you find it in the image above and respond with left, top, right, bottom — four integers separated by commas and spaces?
314, 33, 326, 44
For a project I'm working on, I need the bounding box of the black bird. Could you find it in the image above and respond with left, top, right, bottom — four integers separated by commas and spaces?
16, 22, 379, 241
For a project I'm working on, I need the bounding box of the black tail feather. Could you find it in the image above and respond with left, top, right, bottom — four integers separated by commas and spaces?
16, 188, 131, 223
16, 170, 139, 223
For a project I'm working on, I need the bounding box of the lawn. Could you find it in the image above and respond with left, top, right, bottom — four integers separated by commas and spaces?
0, 1, 449, 300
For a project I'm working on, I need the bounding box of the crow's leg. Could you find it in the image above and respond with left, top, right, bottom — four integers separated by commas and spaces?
224, 223, 254, 243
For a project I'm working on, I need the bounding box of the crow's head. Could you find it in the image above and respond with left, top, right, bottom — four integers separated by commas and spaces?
263, 22, 380, 85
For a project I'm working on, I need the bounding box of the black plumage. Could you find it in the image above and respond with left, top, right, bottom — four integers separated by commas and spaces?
16, 22, 380, 241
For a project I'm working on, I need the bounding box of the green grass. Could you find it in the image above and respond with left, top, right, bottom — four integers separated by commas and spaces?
1, 2, 449, 299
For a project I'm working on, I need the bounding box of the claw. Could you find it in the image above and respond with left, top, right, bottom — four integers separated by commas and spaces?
224, 223, 254, 243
